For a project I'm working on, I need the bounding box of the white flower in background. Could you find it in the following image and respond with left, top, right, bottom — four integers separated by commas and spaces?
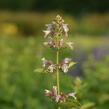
62, 24, 69, 37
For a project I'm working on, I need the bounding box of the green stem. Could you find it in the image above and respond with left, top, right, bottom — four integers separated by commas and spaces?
56, 50, 60, 109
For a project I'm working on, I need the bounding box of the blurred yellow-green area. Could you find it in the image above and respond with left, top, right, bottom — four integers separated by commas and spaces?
0, 4, 109, 109
0, 11, 109, 36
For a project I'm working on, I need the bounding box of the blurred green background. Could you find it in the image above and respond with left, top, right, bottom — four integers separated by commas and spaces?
0, 0, 109, 109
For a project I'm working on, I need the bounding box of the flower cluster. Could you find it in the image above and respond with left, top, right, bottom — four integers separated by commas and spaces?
43, 15, 69, 38
44, 38, 73, 49
45, 86, 76, 103
59, 58, 72, 73
39, 15, 77, 106
42, 58, 75, 73
43, 15, 73, 50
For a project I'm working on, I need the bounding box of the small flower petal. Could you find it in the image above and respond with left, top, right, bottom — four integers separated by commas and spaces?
45, 89, 51, 96
48, 64, 55, 72
63, 58, 72, 64
45, 24, 53, 30
43, 30, 51, 38
68, 92, 76, 100
52, 86, 58, 96
59, 39, 64, 48
66, 42, 73, 49
55, 95, 61, 102
62, 24, 69, 37
62, 64, 69, 73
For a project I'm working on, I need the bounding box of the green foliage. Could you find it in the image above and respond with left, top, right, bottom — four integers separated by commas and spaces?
82, 56, 109, 109
0, 35, 109, 109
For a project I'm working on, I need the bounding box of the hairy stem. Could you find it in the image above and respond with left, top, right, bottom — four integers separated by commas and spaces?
56, 50, 60, 109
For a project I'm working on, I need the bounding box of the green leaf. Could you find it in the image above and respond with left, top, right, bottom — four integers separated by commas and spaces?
69, 62, 76, 68
34, 68, 43, 72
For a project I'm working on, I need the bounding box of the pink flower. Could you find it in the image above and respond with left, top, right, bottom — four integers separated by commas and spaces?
45, 86, 76, 103
48, 64, 55, 72
43, 37, 55, 48
61, 64, 69, 73
45, 86, 60, 102
60, 58, 72, 73
41, 58, 55, 72
63, 58, 72, 64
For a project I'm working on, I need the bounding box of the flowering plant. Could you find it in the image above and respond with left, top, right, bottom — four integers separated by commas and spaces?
35, 15, 78, 109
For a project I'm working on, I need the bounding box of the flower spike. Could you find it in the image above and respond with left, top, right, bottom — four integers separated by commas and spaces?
39, 15, 78, 107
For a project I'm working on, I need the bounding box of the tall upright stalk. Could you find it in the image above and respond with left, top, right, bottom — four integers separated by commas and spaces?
56, 50, 60, 94
56, 50, 60, 109
41, 15, 77, 108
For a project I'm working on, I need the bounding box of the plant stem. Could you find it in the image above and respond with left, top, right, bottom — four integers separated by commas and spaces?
56, 50, 60, 109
